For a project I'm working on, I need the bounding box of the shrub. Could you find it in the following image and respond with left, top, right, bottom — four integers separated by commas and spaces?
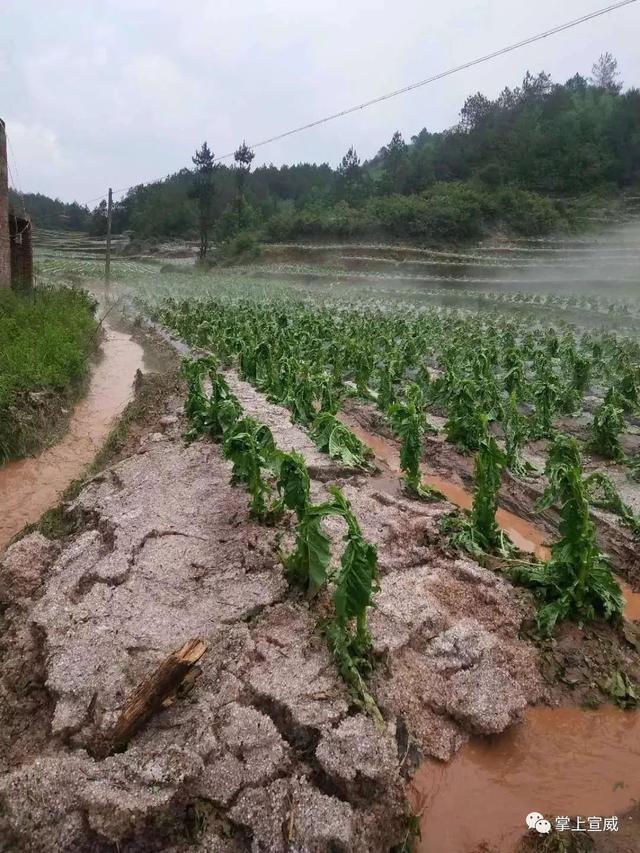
217, 230, 263, 264
494, 187, 562, 235
216, 198, 262, 242
371, 183, 486, 242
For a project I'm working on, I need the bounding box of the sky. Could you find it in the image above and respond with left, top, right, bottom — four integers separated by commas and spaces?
1, 0, 639, 205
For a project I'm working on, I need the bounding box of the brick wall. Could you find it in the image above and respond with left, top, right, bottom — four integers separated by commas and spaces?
0, 118, 10, 289
10, 215, 33, 291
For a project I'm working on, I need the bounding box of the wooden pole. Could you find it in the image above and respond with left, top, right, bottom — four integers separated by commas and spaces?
91, 638, 207, 758
105, 187, 113, 282
0, 118, 11, 290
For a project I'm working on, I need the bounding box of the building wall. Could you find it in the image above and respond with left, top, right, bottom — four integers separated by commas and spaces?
0, 118, 10, 289
10, 215, 33, 291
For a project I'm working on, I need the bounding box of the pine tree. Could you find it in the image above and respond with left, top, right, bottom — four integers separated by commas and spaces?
337, 146, 365, 204
590, 52, 622, 94
233, 141, 255, 199
191, 141, 216, 258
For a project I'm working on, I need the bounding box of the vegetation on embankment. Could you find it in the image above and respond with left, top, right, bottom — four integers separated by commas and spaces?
0, 286, 98, 463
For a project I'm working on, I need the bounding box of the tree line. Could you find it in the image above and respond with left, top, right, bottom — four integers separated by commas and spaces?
24, 54, 640, 247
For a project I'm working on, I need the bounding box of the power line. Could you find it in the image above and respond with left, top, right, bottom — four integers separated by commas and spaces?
213, 0, 639, 160
83, 0, 638, 206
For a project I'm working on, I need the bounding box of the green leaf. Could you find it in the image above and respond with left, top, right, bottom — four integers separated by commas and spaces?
515, 435, 624, 635
334, 534, 379, 626
276, 451, 310, 516
312, 413, 369, 468
284, 507, 333, 597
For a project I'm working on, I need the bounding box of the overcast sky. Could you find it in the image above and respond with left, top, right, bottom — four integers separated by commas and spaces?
1, 0, 639, 205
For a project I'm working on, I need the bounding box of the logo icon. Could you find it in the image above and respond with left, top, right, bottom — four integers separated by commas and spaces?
526, 813, 552, 834
526, 813, 543, 829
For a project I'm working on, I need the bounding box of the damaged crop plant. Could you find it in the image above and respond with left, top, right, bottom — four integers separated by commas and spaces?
512, 436, 624, 635
161, 288, 640, 643
442, 415, 513, 559
183, 357, 383, 722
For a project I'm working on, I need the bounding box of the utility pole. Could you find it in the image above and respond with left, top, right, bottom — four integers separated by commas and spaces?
105, 187, 113, 282
0, 118, 11, 289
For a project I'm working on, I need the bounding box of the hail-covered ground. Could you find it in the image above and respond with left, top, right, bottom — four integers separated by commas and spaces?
1, 219, 639, 852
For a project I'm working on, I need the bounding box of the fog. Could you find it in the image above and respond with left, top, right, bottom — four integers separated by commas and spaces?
491, 216, 640, 297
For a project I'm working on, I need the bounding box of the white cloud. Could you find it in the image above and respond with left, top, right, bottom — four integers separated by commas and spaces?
0, 0, 638, 200
4, 119, 67, 196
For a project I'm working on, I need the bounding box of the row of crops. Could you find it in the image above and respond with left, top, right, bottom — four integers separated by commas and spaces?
252, 271, 640, 323
154, 291, 640, 646
156, 293, 640, 463
182, 358, 383, 721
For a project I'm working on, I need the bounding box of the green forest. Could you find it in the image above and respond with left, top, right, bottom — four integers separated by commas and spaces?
16, 54, 640, 245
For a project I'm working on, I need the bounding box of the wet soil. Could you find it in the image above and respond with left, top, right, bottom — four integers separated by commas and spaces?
411, 705, 640, 853
0, 359, 544, 850
340, 412, 550, 560
338, 398, 640, 852
0, 385, 409, 852
341, 399, 640, 591
1, 344, 639, 852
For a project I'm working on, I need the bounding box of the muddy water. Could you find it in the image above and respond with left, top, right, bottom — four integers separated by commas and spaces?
346, 418, 640, 617
411, 706, 640, 853
345, 419, 550, 559
344, 416, 640, 852
0, 325, 145, 550
619, 578, 640, 621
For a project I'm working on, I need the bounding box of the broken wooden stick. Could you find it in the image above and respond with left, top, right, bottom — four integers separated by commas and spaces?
94, 638, 207, 759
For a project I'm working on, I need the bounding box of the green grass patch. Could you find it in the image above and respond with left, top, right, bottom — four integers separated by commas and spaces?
0, 286, 98, 462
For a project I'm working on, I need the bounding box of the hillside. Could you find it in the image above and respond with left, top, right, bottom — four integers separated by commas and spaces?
18, 56, 640, 245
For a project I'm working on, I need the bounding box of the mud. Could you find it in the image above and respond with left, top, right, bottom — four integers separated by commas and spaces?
411, 705, 640, 853
0, 323, 145, 550
2, 357, 639, 851
341, 412, 550, 559
341, 399, 640, 590
343, 409, 640, 624
0, 392, 409, 852
222, 370, 350, 480
338, 396, 640, 852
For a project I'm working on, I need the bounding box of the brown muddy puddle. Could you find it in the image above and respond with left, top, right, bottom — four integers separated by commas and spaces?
411, 706, 640, 853
344, 416, 640, 852
0, 324, 146, 550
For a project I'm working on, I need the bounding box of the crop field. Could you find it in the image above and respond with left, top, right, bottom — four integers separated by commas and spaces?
7, 14, 640, 845
32, 224, 640, 601
17, 225, 640, 851
145, 244, 640, 848
155, 282, 640, 550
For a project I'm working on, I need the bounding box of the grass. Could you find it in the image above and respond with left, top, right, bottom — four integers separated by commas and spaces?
0, 286, 98, 463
